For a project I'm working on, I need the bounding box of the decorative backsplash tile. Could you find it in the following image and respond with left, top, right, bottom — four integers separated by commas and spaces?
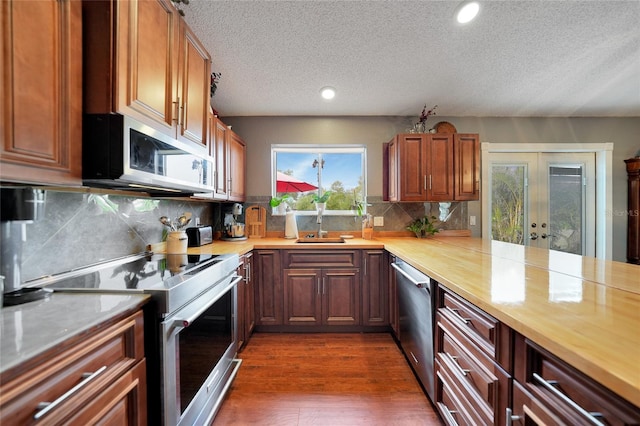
19, 190, 217, 282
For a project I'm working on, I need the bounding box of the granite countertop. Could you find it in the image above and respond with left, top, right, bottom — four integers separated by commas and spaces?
185, 235, 640, 407
0, 293, 149, 375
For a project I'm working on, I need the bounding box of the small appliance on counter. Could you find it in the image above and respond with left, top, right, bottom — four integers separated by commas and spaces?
222, 203, 247, 241
1, 187, 52, 306
186, 225, 213, 247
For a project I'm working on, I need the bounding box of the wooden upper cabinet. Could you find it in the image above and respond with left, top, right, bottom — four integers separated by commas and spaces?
454, 134, 480, 201
177, 22, 211, 147
386, 133, 479, 202
227, 131, 246, 202
210, 114, 228, 199
396, 134, 427, 201
1, 0, 82, 185
426, 133, 454, 201
83, 0, 210, 147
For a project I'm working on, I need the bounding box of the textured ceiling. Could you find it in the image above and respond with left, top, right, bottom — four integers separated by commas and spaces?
185, 1, 640, 117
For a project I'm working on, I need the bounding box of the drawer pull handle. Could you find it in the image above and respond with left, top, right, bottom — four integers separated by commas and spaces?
34, 365, 107, 420
506, 407, 521, 426
437, 402, 459, 426
532, 373, 605, 426
445, 352, 470, 376
444, 306, 472, 324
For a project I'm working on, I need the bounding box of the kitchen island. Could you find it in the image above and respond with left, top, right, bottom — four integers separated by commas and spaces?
188, 236, 640, 409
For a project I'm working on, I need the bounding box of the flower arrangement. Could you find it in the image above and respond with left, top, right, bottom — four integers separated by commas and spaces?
414, 104, 438, 133
211, 72, 222, 97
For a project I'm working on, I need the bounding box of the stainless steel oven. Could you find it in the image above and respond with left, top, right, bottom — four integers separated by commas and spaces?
162, 270, 242, 426
31, 252, 241, 425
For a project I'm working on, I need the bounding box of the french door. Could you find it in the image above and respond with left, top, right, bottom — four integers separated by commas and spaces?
487, 152, 596, 256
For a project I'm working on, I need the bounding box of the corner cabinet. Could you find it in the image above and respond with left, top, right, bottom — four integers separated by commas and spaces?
626, 158, 640, 264
0, 310, 147, 425
83, 0, 210, 148
1, 0, 82, 186
385, 133, 479, 202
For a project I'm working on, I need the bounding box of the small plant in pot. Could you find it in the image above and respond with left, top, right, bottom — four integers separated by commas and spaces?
407, 215, 440, 238
312, 191, 332, 214
269, 194, 291, 214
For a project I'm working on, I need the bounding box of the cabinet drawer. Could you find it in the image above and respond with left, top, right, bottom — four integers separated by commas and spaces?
282, 250, 361, 268
0, 311, 144, 425
436, 366, 485, 426
438, 321, 496, 419
440, 289, 500, 361
514, 335, 640, 425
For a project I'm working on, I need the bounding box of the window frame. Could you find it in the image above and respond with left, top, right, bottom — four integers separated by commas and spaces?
271, 144, 367, 216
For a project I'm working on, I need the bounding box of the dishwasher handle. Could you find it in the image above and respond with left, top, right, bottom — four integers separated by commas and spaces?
391, 262, 430, 289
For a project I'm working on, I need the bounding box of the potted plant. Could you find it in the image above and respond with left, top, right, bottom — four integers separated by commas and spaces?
312, 191, 332, 214
407, 215, 440, 238
269, 194, 291, 215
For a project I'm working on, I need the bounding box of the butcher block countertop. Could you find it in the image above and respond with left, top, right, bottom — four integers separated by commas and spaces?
186, 236, 640, 407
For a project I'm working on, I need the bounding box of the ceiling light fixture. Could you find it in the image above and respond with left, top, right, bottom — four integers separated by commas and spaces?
455, 1, 480, 24
320, 86, 336, 100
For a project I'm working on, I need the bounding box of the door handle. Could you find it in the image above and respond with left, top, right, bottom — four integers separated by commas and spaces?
530, 232, 538, 240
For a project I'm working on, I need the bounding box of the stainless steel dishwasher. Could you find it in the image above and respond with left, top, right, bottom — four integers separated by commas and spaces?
392, 258, 435, 402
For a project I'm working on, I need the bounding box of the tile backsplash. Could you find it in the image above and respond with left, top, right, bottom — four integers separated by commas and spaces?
18, 190, 217, 282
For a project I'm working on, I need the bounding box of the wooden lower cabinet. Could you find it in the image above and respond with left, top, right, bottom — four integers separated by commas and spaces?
435, 285, 511, 426
254, 250, 283, 325
237, 252, 255, 350
512, 333, 640, 425
283, 267, 360, 326
0, 310, 146, 425
362, 249, 388, 326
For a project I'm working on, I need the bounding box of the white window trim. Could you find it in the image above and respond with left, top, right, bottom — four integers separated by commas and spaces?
481, 142, 613, 260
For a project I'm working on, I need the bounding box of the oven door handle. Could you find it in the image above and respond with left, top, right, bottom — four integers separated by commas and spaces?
172, 275, 242, 329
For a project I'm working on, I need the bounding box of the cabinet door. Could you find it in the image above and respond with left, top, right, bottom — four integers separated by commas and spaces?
211, 115, 228, 199
362, 250, 388, 326
236, 256, 247, 348
284, 269, 322, 326
255, 250, 283, 325
426, 134, 454, 201
1, 0, 82, 185
227, 131, 246, 202
177, 21, 210, 147
398, 134, 427, 201
322, 269, 360, 326
114, 0, 179, 132
454, 134, 480, 201
245, 253, 255, 337
386, 139, 399, 202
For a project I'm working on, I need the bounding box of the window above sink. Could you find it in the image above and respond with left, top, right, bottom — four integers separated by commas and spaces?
271, 144, 367, 216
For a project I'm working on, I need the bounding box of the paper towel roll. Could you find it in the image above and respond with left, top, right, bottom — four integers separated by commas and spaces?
284, 211, 298, 239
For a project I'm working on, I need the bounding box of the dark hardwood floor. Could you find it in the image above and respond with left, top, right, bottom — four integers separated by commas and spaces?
213, 333, 443, 425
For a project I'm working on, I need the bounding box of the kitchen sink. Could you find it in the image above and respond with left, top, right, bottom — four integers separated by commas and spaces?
296, 237, 345, 243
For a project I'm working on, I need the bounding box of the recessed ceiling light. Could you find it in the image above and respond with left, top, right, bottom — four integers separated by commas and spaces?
455, 1, 480, 24
320, 86, 336, 100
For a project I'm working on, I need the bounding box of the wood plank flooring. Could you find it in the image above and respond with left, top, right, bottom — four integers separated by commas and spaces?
213, 333, 443, 425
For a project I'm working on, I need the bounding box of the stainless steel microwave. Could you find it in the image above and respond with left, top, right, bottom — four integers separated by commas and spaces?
83, 114, 213, 195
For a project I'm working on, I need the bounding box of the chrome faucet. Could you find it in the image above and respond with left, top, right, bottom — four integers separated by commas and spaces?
317, 211, 328, 238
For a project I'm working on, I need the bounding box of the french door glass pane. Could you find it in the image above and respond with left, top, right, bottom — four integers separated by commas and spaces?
548, 166, 583, 255
491, 165, 525, 245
